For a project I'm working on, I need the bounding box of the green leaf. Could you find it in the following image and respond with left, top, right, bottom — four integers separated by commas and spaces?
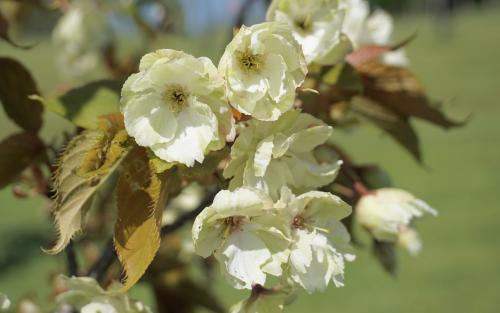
32, 80, 122, 129
0, 57, 43, 133
114, 147, 169, 292
373, 240, 397, 275
358, 62, 465, 129
46, 124, 129, 254
351, 96, 421, 161
0, 132, 45, 189
357, 165, 392, 189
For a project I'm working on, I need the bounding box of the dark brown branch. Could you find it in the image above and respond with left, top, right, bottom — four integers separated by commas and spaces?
87, 238, 116, 282
65, 240, 79, 276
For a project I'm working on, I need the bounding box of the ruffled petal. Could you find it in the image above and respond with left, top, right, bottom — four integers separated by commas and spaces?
151, 99, 218, 166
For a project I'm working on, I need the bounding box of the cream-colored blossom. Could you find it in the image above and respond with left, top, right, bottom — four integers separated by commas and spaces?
277, 187, 355, 293
339, 0, 369, 46
192, 188, 290, 290
0, 293, 10, 311
224, 110, 340, 200
340, 0, 409, 66
56, 276, 152, 313
81, 303, 117, 313
53, 0, 112, 77
219, 22, 307, 121
356, 188, 437, 255
266, 0, 351, 65
121, 49, 234, 166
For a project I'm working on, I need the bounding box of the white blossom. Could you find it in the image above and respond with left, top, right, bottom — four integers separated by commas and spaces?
192, 188, 290, 290
266, 0, 351, 65
0, 293, 10, 311
81, 303, 118, 313
56, 276, 152, 313
52, 0, 112, 77
339, 0, 369, 46
224, 110, 340, 200
356, 188, 437, 255
340, 0, 409, 66
121, 49, 234, 166
219, 22, 307, 121
277, 187, 355, 293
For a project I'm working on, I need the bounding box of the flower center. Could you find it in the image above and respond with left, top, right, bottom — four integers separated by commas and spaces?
295, 15, 312, 31
292, 215, 306, 230
237, 50, 264, 73
224, 215, 245, 233
163, 84, 189, 113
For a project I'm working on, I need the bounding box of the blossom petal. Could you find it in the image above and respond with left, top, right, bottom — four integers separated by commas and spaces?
151, 99, 218, 166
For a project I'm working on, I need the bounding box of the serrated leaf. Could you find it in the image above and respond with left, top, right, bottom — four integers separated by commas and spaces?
351, 96, 421, 161
373, 239, 397, 275
78, 115, 130, 177
114, 147, 169, 291
0, 132, 45, 189
32, 80, 122, 129
358, 62, 464, 128
0, 57, 43, 133
46, 126, 128, 254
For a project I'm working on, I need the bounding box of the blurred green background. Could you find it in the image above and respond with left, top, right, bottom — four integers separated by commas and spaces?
0, 1, 499, 313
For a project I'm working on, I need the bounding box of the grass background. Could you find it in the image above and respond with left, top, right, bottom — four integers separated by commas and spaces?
0, 3, 499, 313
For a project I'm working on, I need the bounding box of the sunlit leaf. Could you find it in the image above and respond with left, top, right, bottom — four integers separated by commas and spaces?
78, 114, 131, 177
358, 62, 464, 128
0, 57, 43, 133
0, 132, 45, 189
32, 80, 122, 129
46, 124, 129, 254
114, 147, 170, 292
351, 96, 421, 161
